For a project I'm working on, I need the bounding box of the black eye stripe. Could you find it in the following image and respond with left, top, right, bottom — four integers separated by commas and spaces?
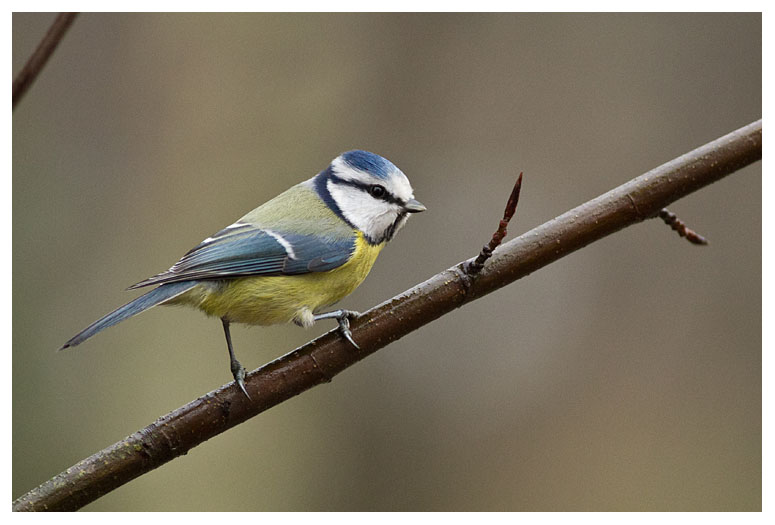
330, 175, 403, 205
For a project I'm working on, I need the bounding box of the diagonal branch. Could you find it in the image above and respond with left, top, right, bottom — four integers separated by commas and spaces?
12, 13, 78, 110
12, 119, 762, 511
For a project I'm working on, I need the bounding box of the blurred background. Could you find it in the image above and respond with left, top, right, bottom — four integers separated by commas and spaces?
13, 13, 761, 511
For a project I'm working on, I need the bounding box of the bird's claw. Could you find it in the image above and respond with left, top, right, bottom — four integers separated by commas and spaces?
337, 314, 360, 349
231, 361, 251, 399
313, 309, 361, 349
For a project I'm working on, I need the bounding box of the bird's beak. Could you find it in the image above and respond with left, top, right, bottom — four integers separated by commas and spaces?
404, 199, 427, 213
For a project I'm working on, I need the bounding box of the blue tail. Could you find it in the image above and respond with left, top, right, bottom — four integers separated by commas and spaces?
59, 281, 197, 350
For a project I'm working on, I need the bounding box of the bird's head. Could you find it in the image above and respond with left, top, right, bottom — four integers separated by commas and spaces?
315, 150, 426, 245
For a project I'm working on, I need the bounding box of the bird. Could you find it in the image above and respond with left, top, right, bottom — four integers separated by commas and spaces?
60, 150, 426, 398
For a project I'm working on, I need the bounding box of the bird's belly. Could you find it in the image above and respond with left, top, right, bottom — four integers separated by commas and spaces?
170, 238, 384, 326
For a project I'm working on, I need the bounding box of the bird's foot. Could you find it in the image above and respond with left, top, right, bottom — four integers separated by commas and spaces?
230, 359, 250, 399
314, 309, 360, 349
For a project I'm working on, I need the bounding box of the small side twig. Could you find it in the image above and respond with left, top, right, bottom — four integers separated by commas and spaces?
12, 12, 78, 110
658, 208, 708, 245
467, 172, 524, 274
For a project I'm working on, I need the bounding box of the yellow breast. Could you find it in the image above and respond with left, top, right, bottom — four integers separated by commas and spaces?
170, 232, 384, 326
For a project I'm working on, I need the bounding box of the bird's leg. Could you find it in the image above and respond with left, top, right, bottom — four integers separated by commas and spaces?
313, 310, 360, 349
221, 318, 250, 399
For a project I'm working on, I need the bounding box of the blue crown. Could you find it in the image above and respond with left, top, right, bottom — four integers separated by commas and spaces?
340, 150, 398, 180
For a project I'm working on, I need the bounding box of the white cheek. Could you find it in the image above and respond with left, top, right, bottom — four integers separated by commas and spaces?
328, 184, 398, 238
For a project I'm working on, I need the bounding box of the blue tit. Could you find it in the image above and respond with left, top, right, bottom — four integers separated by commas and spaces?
61, 150, 426, 397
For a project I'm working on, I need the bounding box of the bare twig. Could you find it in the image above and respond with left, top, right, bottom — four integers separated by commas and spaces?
12, 119, 761, 511
12, 13, 78, 110
658, 208, 709, 245
468, 172, 523, 274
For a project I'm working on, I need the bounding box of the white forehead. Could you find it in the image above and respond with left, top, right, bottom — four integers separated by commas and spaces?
330, 155, 415, 202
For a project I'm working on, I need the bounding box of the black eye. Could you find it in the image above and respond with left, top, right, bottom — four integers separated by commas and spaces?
369, 184, 386, 198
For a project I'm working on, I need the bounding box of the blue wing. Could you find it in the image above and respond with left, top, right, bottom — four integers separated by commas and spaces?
129, 223, 356, 289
